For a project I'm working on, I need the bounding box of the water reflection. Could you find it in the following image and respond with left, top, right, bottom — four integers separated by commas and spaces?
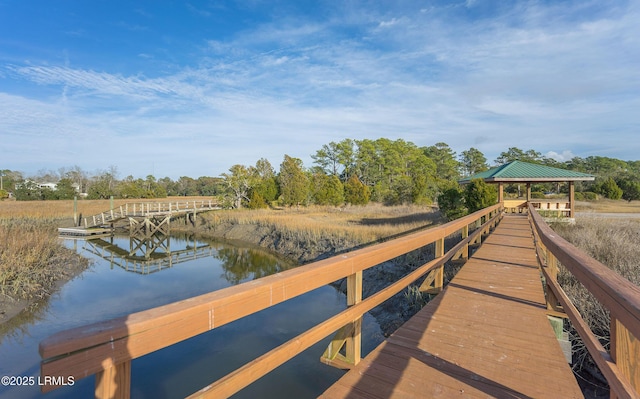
216, 246, 292, 284
0, 233, 382, 399
73, 233, 294, 281
78, 234, 215, 274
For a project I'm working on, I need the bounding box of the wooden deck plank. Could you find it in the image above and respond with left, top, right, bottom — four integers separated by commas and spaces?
320, 214, 584, 398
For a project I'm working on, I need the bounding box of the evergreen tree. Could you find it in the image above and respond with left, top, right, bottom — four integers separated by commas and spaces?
311, 173, 344, 206
55, 178, 77, 200
423, 142, 460, 181
459, 148, 488, 176
253, 158, 278, 203
344, 175, 370, 205
619, 179, 640, 202
495, 147, 542, 165
594, 177, 623, 200
464, 179, 498, 212
437, 188, 467, 220
278, 155, 309, 207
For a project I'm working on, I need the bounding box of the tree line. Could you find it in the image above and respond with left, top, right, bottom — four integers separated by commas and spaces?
2, 139, 640, 206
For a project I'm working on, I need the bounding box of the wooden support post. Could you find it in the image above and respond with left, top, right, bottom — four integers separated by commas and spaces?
544, 248, 564, 314
345, 271, 362, 365
95, 360, 130, 399
420, 237, 445, 294
321, 271, 362, 369
569, 181, 575, 218
73, 196, 78, 226
611, 317, 640, 397
461, 224, 469, 259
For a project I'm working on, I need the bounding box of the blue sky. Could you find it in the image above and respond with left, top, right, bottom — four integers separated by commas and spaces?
1, 0, 638, 180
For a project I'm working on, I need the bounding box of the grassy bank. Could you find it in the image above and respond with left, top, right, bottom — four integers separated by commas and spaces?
191, 204, 444, 263
0, 218, 89, 322
551, 216, 640, 386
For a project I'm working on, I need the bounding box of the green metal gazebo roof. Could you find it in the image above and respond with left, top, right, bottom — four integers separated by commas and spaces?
458, 160, 595, 184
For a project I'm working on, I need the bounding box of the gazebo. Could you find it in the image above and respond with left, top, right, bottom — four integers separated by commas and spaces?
458, 160, 595, 218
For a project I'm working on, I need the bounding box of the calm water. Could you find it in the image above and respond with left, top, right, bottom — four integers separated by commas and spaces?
0, 234, 383, 398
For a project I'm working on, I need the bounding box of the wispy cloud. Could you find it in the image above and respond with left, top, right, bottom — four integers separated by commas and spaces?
1, 1, 638, 178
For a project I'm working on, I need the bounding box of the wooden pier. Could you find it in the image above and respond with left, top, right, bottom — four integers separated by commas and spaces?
320, 214, 583, 398
58, 200, 220, 237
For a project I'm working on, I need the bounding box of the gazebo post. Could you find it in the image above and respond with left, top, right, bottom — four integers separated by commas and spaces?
526, 183, 531, 201
498, 182, 504, 204
569, 181, 575, 218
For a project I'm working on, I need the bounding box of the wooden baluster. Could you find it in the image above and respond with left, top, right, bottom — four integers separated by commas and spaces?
95, 360, 131, 399
345, 271, 363, 365
545, 248, 562, 313
461, 224, 469, 259
611, 317, 640, 398
420, 237, 445, 294
435, 237, 444, 285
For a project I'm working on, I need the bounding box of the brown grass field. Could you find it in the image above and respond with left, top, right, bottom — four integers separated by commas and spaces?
0, 196, 215, 222
575, 199, 640, 213
199, 203, 444, 245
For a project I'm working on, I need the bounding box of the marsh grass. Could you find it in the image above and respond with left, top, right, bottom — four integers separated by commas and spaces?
201, 204, 444, 247
575, 199, 640, 213
551, 216, 640, 382
0, 218, 77, 300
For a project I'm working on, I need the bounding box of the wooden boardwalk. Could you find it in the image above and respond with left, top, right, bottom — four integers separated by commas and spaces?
321, 214, 584, 398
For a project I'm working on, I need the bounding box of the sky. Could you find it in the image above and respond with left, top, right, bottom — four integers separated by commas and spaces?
0, 0, 638, 180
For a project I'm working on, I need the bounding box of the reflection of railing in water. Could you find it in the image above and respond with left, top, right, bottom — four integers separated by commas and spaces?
81, 235, 215, 275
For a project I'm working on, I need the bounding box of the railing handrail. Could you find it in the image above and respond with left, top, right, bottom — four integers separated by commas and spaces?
40, 204, 502, 397
529, 204, 640, 337
528, 203, 640, 398
81, 200, 219, 227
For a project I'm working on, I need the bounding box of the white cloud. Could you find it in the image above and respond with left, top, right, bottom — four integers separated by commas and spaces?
1, 1, 638, 178
546, 150, 576, 162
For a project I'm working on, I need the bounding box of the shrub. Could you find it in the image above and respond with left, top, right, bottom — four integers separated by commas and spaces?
344, 175, 370, 205
464, 179, 497, 213
594, 177, 623, 200
531, 191, 546, 199
575, 192, 598, 201
437, 188, 467, 220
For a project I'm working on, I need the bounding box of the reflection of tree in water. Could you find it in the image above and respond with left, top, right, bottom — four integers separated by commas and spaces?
215, 247, 293, 285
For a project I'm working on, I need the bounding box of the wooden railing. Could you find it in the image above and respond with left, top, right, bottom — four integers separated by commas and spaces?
81, 200, 220, 228
529, 203, 640, 398
504, 199, 572, 217
40, 204, 503, 399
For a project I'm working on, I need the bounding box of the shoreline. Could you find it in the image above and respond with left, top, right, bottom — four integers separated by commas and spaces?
0, 245, 89, 326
